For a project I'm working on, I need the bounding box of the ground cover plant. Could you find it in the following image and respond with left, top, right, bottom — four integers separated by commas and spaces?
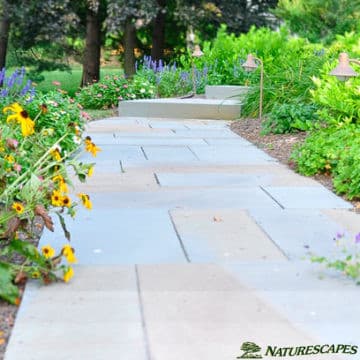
75, 72, 156, 109
0, 68, 99, 304
310, 232, 360, 283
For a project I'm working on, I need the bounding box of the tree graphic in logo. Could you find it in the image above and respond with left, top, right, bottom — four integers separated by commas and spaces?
237, 342, 262, 359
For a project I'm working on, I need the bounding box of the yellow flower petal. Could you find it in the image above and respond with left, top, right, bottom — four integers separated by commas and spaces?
63, 267, 74, 283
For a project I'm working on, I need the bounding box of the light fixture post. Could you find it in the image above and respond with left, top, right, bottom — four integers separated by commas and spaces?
242, 54, 264, 122
192, 45, 204, 96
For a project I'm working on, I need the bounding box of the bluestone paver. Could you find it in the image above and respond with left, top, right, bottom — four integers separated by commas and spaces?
39, 208, 187, 264
141, 146, 199, 162
173, 128, 239, 138
224, 261, 360, 345
156, 172, 273, 187
113, 136, 207, 146
248, 208, 344, 259
5, 266, 148, 360
83, 187, 280, 210
190, 144, 275, 164
170, 209, 285, 262
263, 186, 352, 209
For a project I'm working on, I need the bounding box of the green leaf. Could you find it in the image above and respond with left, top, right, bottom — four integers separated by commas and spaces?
0, 262, 19, 304
9, 239, 44, 265
20, 173, 43, 203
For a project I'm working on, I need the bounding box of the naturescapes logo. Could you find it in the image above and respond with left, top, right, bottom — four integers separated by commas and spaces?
237, 342, 358, 358
237, 342, 263, 358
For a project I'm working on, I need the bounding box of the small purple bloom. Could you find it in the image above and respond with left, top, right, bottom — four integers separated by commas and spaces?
336, 231, 345, 239
355, 232, 360, 244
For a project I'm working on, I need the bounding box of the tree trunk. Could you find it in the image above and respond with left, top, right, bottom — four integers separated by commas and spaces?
151, 0, 166, 61
0, 15, 10, 70
81, 8, 101, 87
124, 17, 136, 78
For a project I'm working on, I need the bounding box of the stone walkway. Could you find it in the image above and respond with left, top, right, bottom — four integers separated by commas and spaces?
5, 116, 360, 360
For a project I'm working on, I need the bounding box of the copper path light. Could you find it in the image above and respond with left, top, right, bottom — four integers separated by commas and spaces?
242, 54, 264, 122
329, 52, 359, 81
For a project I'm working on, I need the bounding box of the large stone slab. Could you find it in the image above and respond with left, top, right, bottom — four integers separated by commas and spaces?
148, 120, 189, 129
248, 208, 344, 259
113, 137, 207, 146
85, 188, 280, 210
39, 208, 186, 264
190, 145, 275, 164
118, 98, 241, 120
137, 264, 317, 360
70, 171, 158, 192
156, 172, 273, 187
142, 146, 199, 162
263, 186, 352, 209
173, 128, 239, 138
5, 266, 147, 360
79, 145, 146, 162
171, 209, 285, 262
205, 85, 250, 100
204, 137, 253, 146
183, 120, 229, 129
225, 261, 360, 345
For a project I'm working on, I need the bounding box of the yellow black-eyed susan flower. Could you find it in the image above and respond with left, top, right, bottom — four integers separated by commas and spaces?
62, 244, 77, 263
4, 103, 35, 137
12, 202, 24, 214
77, 193, 92, 210
41, 245, 55, 259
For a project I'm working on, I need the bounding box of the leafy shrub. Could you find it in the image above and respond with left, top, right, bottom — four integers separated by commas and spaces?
75, 73, 156, 109
262, 102, 319, 134
25, 90, 87, 154
291, 124, 360, 199
311, 67, 360, 126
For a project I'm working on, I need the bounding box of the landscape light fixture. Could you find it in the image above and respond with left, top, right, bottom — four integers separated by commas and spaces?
242, 54, 264, 122
329, 52, 359, 81
192, 45, 204, 95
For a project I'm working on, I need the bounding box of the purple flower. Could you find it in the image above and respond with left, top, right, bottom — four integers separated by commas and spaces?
336, 231, 345, 239
355, 233, 360, 244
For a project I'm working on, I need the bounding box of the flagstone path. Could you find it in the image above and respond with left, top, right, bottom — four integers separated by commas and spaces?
4, 116, 360, 360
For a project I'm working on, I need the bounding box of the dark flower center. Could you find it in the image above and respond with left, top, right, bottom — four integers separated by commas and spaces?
20, 110, 29, 119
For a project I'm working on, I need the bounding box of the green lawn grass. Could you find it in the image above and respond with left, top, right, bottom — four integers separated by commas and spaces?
85, 108, 117, 120
35, 67, 122, 97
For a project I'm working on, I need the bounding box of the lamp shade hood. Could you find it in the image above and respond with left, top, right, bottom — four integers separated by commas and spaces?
192, 45, 204, 57
329, 52, 358, 81
242, 54, 258, 71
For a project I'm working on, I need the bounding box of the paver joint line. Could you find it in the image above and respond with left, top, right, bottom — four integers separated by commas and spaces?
141, 146, 149, 160
260, 185, 285, 209
247, 209, 290, 261
119, 160, 125, 173
187, 145, 201, 160
168, 210, 191, 263
153, 173, 161, 185
135, 265, 152, 360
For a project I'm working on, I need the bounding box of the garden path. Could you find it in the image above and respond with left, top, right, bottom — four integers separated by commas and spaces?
5, 116, 360, 360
